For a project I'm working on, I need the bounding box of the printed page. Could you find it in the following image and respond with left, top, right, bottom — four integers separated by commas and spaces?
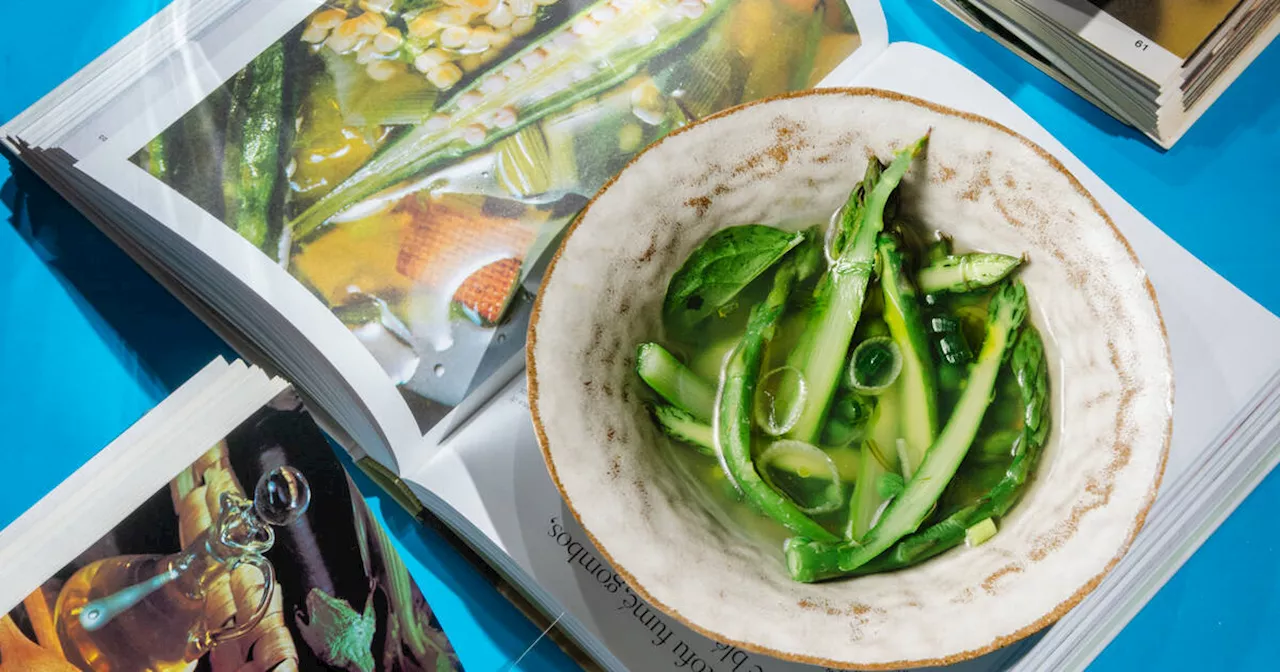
74, 0, 425, 473
1070, 0, 1243, 59
69, 0, 879, 473
972, 0, 1155, 128
930, 0, 1135, 122
408, 41, 1280, 671
1015, 0, 1189, 82
0, 385, 465, 671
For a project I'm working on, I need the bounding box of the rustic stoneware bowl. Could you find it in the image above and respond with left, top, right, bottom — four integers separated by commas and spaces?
526, 88, 1172, 669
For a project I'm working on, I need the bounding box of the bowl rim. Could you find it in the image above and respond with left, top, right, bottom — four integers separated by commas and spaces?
525, 86, 1173, 669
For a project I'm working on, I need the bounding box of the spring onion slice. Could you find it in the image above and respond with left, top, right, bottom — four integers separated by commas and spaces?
965, 518, 998, 548
755, 366, 807, 437
847, 337, 902, 394
758, 440, 845, 515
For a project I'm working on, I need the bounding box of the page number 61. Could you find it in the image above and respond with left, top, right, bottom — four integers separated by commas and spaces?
1134, 39, 1150, 51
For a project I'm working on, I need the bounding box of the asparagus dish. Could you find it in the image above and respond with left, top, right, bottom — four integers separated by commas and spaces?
635, 134, 1052, 583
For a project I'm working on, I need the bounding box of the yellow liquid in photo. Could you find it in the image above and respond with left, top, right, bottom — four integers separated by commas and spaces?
54, 555, 206, 672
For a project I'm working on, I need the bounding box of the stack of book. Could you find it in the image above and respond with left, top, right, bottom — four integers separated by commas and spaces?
935, 0, 1280, 147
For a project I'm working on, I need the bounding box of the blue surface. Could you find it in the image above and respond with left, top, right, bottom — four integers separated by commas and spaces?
0, 1, 1277, 670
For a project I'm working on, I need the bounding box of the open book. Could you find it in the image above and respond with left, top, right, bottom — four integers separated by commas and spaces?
932, 0, 1280, 148
0, 359, 464, 671
4, 0, 1280, 669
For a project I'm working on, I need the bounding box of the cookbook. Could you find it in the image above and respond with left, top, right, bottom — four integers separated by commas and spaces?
0, 359, 464, 672
4, 0, 1280, 669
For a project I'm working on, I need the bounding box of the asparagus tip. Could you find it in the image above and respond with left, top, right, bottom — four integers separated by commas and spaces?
914, 128, 933, 154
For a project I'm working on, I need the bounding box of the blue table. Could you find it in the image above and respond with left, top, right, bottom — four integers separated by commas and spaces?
2, 1, 1277, 670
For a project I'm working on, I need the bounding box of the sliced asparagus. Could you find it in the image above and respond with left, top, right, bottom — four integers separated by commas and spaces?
964, 518, 997, 548
779, 134, 929, 444
917, 253, 1022, 295
636, 342, 716, 422
848, 439, 896, 539
784, 279, 1028, 582
877, 231, 938, 473
651, 404, 715, 456
653, 403, 863, 486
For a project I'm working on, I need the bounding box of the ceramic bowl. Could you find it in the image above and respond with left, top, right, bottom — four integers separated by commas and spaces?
526, 88, 1172, 669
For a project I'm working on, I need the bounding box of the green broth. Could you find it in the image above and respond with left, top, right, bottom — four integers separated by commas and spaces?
645, 224, 1034, 558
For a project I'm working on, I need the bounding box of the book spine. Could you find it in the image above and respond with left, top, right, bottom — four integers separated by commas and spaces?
355, 456, 427, 517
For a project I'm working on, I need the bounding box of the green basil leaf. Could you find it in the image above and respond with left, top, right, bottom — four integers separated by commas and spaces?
663, 225, 804, 335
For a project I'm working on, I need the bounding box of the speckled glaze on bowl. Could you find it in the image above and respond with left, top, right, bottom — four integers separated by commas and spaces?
526, 89, 1172, 669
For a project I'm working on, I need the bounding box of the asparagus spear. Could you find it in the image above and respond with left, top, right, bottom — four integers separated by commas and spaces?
917, 253, 1022, 295
143, 135, 167, 179
779, 134, 929, 444
848, 396, 900, 539
783, 279, 1028, 582
636, 342, 717, 422
716, 254, 839, 543
223, 42, 286, 257
827, 157, 881, 262
877, 231, 938, 473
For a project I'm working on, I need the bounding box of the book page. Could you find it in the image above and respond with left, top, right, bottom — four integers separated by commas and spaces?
964, 0, 1154, 128
1016, 0, 1185, 82
68, 0, 877, 472
74, 0, 424, 473
409, 41, 1280, 671
1079, 0, 1243, 59
0, 383, 465, 671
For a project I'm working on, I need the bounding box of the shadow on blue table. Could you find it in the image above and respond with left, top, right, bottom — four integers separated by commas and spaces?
1, 164, 576, 671
3, 162, 230, 390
